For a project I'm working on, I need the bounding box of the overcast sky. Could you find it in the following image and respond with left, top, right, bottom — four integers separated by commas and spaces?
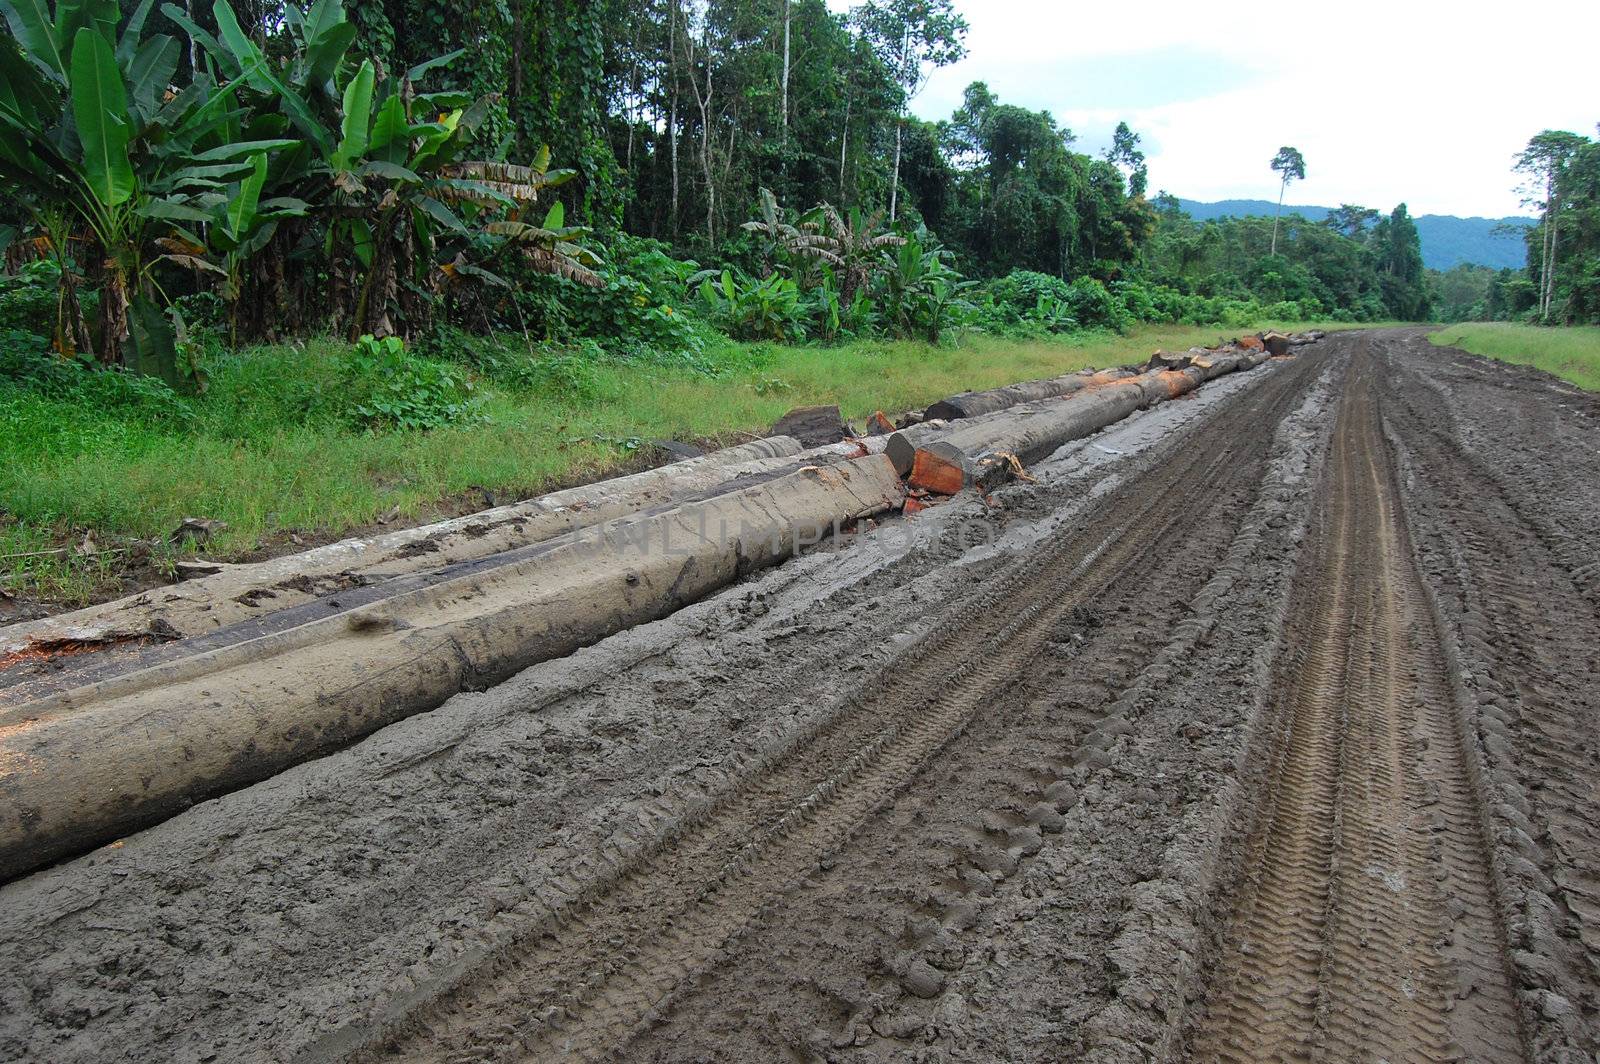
855, 0, 1599, 219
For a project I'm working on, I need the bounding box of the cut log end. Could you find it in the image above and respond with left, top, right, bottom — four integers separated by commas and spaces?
770, 405, 849, 448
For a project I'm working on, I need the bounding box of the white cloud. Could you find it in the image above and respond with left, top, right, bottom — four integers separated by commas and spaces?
880, 0, 1600, 217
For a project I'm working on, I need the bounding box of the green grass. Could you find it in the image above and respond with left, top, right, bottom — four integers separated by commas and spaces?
1429, 323, 1600, 392
2, 323, 1327, 606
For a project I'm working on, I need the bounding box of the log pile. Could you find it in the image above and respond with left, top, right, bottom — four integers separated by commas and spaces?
0, 327, 1316, 879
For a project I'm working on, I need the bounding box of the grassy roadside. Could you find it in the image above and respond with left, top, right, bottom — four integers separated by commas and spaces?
1429, 323, 1600, 391
2, 323, 1328, 608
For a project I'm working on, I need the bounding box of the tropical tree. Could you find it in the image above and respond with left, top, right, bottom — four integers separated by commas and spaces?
1324, 204, 1378, 240
1104, 121, 1148, 198
1269, 145, 1306, 255
1372, 203, 1427, 320
1514, 130, 1587, 321
850, 0, 967, 221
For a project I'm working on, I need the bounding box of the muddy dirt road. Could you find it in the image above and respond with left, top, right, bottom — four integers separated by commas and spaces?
4, 329, 1600, 1063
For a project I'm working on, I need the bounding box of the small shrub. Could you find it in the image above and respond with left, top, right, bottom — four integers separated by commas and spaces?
339, 335, 478, 432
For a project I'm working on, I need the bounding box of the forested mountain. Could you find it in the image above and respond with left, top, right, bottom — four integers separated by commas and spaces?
1176, 199, 1533, 271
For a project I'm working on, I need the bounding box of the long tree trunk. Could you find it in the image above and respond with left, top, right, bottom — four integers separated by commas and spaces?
889, 26, 911, 222
890, 117, 902, 221
1544, 192, 1561, 320
1538, 216, 1551, 320
780, 0, 790, 140
839, 89, 850, 199
668, 0, 680, 235
1271, 178, 1284, 256
687, 32, 715, 245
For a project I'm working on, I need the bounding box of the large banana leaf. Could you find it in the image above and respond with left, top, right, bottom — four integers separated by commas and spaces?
222, 151, 265, 240
2, 0, 67, 76
115, 0, 155, 63
69, 26, 134, 206
126, 32, 177, 120
60, 0, 120, 52
209, 0, 271, 94
0, 30, 55, 125
127, 292, 179, 386
331, 59, 373, 171
368, 92, 408, 164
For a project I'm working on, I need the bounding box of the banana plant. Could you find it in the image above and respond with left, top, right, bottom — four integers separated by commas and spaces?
787, 204, 904, 308
693, 268, 806, 341
180, 0, 594, 338
0, 0, 300, 376
881, 236, 976, 342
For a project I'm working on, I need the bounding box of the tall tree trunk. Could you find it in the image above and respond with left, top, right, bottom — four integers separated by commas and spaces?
1271, 178, 1284, 256
889, 25, 911, 222
687, 32, 715, 245
668, 0, 681, 235
839, 90, 850, 199
1544, 192, 1561, 320
1538, 220, 1550, 319
890, 117, 902, 221
702, 69, 715, 244
780, 0, 790, 140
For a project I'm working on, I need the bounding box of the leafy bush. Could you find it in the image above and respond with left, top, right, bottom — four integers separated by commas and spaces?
694, 270, 808, 342
1, 335, 195, 427
337, 335, 478, 431
1064, 277, 1131, 332
0, 261, 67, 336
972, 271, 1076, 336
504, 235, 704, 358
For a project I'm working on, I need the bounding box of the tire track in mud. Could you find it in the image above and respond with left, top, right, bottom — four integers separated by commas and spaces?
342, 354, 1323, 1062
1377, 344, 1600, 1058
1189, 345, 1525, 1063
625, 366, 1336, 1061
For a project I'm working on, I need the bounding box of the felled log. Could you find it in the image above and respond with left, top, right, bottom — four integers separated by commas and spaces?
865, 410, 897, 435
1260, 331, 1292, 357
770, 404, 848, 447
0, 456, 905, 881
924, 370, 1094, 421
0, 436, 809, 655
907, 442, 1018, 496
883, 420, 954, 476
934, 358, 1262, 467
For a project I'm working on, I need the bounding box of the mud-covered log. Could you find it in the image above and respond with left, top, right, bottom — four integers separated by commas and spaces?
938, 383, 1149, 465
934, 359, 1262, 467
0, 457, 905, 881
0, 436, 809, 654
770, 404, 848, 446
907, 443, 1017, 496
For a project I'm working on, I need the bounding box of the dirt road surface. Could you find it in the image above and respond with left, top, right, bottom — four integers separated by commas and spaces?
4, 329, 1599, 1063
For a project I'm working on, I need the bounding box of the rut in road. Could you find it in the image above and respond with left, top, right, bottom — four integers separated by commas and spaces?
343, 350, 1321, 1062
1189, 350, 1526, 1063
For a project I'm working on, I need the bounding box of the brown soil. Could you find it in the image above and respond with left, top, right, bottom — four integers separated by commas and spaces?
2, 329, 1598, 1063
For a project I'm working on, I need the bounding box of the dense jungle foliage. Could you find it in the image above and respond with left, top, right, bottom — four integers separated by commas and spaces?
8, 0, 1591, 605
0, 0, 1433, 390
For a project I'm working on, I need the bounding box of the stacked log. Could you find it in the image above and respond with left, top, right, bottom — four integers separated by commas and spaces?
893, 347, 1269, 494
